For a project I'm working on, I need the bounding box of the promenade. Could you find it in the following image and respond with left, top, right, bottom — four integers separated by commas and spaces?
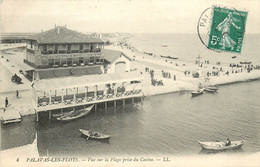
1, 42, 260, 118
105, 38, 260, 96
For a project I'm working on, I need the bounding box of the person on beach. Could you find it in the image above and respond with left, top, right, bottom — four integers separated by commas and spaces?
5, 97, 8, 107
16, 90, 19, 98
174, 75, 176, 81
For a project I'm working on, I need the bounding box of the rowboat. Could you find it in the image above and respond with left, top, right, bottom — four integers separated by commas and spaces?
204, 86, 218, 92
160, 55, 179, 60
197, 140, 245, 151
206, 85, 218, 91
56, 104, 94, 121
204, 88, 216, 92
191, 89, 204, 97
53, 110, 74, 117
240, 61, 251, 64
79, 129, 111, 140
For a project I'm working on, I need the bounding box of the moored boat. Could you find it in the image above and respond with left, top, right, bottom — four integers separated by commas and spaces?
56, 104, 94, 121
204, 88, 217, 92
197, 140, 245, 151
191, 89, 204, 97
144, 52, 153, 56
79, 129, 111, 140
53, 110, 74, 117
160, 55, 179, 60
240, 61, 251, 64
206, 85, 218, 91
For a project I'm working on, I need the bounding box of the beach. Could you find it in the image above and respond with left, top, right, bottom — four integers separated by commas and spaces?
106, 34, 260, 97
1, 34, 260, 117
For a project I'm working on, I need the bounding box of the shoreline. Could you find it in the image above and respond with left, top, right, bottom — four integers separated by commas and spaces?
1, 38, 260, 116
107, 34, 260, 97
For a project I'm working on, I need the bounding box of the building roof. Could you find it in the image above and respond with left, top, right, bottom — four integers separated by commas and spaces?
28, 26, 104, 44
34, 71, 142, 91
103, 49, 132, 63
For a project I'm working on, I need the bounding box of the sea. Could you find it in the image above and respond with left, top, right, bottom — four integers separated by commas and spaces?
1, 33, 260, 157
127, 33, 260, 66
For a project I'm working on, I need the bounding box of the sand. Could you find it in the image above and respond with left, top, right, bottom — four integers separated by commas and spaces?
0, 41, 260, 117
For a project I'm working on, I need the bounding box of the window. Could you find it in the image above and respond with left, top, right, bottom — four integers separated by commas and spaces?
79, 44, 83, 50
54, 59, 60, 65
68, 44, 71, 51
30, 41, 33, 49
79, 57, 84, 64
48, 59, 54, 65
67, 58, 72, 65
90, 44, 94, 52
43, 45, 47, 51
54, 45, 58, 54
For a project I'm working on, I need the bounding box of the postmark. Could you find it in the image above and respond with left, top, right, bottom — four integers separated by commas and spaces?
198, 6, 248, 54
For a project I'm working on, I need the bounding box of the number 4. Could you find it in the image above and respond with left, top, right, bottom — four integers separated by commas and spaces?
211, 36, 219, 45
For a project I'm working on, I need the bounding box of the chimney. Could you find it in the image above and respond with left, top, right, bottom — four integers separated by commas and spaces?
41, 30, 43, 33
55, 24, 56, 28
65, 24, 67, 28
57, 27, 60, 34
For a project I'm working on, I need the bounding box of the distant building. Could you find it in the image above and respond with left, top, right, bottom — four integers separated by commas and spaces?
0, 33, 35, 43
25, 26, 104, 68
89, 32, 102, 38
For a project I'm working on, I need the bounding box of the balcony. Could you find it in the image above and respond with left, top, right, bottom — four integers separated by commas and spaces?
41, 48, 102, 55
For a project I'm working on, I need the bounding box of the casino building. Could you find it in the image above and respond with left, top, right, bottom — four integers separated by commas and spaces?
25, 26, 105, 68
25, 26, 143, 121
24, 26, 132, 80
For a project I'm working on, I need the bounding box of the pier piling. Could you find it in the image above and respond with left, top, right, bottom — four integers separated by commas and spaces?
114, 101, 116, 108
105, 102, 107, 109
49, 110, 51, 120
36, 112, 39, 122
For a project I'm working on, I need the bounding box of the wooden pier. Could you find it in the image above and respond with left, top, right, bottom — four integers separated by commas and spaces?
32, 71, 144, 121
35, 93, 143, 121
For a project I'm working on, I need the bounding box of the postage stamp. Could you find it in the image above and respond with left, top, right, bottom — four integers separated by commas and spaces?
207, 7, 248, 53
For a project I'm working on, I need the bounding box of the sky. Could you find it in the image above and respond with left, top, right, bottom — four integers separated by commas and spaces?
1, 0, 260, 34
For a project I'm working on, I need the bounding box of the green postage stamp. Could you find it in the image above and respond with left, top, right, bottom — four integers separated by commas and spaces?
208, 7, 248, 53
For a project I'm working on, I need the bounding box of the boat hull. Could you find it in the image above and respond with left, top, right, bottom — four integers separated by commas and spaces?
204, 88, 217, 92
191, 89, 204, 97
56, 105, 94, 121
79, 129, 110, 140
160, 55, 178, 60
197, 141, 245, 151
